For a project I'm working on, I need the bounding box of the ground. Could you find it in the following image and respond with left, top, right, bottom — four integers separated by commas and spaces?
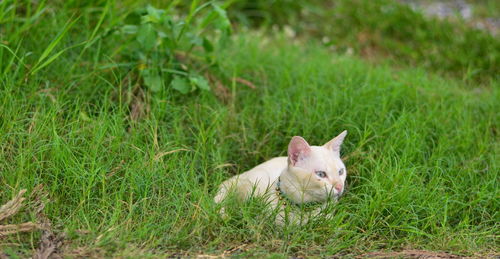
0, 0, 498, 258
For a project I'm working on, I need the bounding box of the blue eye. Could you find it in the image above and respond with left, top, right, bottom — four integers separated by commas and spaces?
339, 168, 345, 176
315, 171, 327, 178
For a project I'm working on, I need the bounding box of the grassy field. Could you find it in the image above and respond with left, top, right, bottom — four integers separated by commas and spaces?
1, 0, 499, 258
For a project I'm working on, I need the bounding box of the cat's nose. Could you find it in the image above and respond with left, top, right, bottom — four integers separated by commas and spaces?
334, 182, 343, 193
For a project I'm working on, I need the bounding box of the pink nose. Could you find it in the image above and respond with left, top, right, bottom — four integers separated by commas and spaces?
334, 183, 343, 193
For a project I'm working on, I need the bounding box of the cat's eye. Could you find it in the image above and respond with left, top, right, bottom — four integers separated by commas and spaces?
339, 168, 345, 176
315, 171, 327, 178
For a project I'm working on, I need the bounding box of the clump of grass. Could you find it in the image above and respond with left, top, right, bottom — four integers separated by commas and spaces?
228, 0, 500, 84
1, 0, 499, 257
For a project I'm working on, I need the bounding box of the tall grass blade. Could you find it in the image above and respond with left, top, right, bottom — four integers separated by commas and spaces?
30, 16, 80, 75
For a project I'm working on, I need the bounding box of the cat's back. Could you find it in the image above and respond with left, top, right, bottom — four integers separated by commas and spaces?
240, 156, 287, 181
214, 157, 288, 203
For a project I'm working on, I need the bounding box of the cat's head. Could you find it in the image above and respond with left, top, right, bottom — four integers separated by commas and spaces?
283, 131, 347, 203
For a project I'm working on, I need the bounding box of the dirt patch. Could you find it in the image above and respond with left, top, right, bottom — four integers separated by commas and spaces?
32, 231, 64, 259
400, 0, 499, 35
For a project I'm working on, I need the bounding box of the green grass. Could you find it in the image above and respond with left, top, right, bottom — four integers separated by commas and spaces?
1, 0, 499, 257
230, 0, 500, 84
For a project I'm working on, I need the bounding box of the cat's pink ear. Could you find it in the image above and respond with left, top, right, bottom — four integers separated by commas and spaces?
324, 130, 347, 155
288, 136, 311, 166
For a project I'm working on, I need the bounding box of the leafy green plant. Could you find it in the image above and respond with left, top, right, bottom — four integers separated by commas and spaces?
120, 2, 231, 94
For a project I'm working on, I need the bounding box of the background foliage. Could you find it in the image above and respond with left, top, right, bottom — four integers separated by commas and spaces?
0, 0, 498, 257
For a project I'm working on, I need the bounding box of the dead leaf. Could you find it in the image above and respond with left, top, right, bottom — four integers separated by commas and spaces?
233, 77, 256, 89
0, 189, 26, 222
0, 222, 40, 237
205, 73, 231, 103
129, 86, 148, 122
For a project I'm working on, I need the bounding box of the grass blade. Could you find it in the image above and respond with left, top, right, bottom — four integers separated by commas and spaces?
31, 40, 85, 75
30, 15, 80, 75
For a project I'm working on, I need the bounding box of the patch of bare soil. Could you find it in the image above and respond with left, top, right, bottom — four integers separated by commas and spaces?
400, 0, 499, 35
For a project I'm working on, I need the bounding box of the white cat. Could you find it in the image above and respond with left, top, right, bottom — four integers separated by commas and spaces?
214, 131, 348, 224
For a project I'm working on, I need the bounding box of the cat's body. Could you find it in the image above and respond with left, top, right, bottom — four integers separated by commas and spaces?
214, 157, 286, 203
214, 131, 348, 224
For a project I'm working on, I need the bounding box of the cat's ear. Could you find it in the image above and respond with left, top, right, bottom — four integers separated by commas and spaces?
324, 130, 347, 155
288, 136, 311, 166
